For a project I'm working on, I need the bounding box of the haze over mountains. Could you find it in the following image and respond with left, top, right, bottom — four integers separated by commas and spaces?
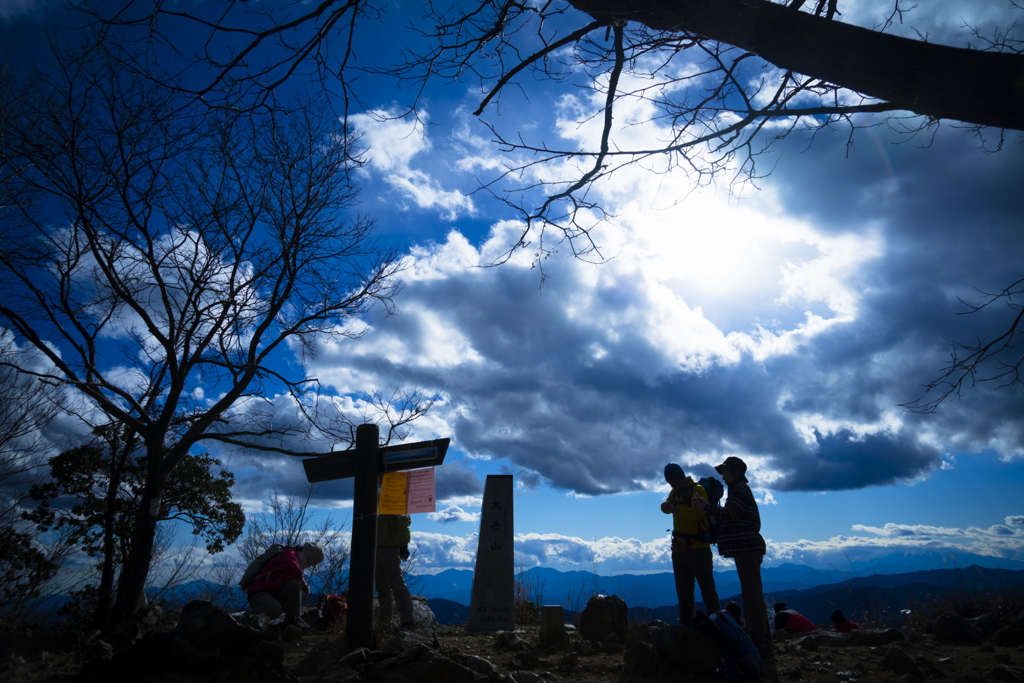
423, 555, 1024, 627
416, 550, 1024, 609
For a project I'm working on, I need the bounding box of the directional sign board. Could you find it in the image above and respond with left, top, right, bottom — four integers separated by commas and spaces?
380, 438, 449, 473
302, 438, 449, 483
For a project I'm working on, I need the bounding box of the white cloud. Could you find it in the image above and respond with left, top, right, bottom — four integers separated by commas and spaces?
427, 505, 480, 524
351, 110, 475, 219
851, 523, 967, 538
0, 0, 43, 20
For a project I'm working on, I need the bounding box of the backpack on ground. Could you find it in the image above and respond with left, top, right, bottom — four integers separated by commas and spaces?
238, 543, 286, 591
316, 592, 348, 631
692, 609, 763, 682
696, 476, 724, 544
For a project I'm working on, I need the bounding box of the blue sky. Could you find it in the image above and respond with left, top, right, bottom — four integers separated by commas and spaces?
2, 0, 1023, 579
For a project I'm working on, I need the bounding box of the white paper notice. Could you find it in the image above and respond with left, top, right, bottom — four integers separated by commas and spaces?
406, 468, 436, 513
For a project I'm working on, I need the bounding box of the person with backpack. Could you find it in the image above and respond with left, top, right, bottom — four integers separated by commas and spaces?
694, 456, 772, 659
245, 542, 324, 628
376, 498, 416, 631
661, 462, 720, 625
773, 602, 817, 633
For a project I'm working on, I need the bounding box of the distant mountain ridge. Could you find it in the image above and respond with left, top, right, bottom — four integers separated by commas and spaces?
413, 550, 1024, 610
426, 563, 1024, 626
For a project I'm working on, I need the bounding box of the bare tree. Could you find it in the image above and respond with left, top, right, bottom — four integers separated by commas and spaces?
0, 335, 66, 507
71, 1, 1024, 254
903, 276, 1024, 412
72, 0, 1024, 402
0, 39, 419, 622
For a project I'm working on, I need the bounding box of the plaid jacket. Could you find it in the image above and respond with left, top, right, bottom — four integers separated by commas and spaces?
714, 481, 766, 558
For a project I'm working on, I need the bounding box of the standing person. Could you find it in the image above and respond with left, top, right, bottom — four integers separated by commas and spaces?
661, 462, 720, 625
696, 456, 772, 659
247, 542, 324, 627
376, 510, 415, 631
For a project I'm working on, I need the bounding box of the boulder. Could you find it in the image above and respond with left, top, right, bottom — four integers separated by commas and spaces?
363, 643, 487, 683
85, 600, 292, 683
879, 646, 926, 680
848, 628, 907, 647
994, 626, 1024, 646
622, 641, 658, 679
934, 612, 984, 644
579, 594, 628, 644
649, 624, 720, 675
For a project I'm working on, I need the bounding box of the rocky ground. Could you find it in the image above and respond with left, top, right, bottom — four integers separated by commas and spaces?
4, 597, 1024, 683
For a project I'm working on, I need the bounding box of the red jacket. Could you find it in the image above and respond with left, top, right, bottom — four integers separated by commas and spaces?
837, 620, 860, 633
247, 546, 303, 596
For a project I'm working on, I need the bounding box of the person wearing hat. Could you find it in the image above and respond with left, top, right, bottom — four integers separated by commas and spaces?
661, 462, 720, 625
246, 541, 325, 627
694, 456, 772, 658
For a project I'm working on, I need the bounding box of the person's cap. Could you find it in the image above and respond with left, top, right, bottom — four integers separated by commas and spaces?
773, 601, 788, 611
664, 463, 685, 481
300, 542, 325, 566
714, 456, 748, 476
831, 609, 845, 623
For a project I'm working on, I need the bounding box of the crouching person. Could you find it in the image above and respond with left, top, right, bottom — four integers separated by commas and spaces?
247, 542, 325, 627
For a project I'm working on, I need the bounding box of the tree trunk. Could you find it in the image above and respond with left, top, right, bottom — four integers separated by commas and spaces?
568, 0, 1024, 130
94, 469, 120, 628
111, 441, 166, 623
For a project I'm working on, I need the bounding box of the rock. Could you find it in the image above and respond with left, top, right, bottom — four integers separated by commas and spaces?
934, 612, 984, 644
622, 641, 657, 678
879, 646, 926, 680
989, 666, 1023, 683
793, 631, 849, 649
505, 672, 546, 683
411, 595, 437, 627
649, 624, 720, 675
578, 594, 628, 645
994, 626, 1024, 646
600, 632, 621, 652
383, 623, 441, 655
365, 643, 487, 683
555, 651, 579, 673
848, 628, 908, 647
973, 614, 1004, 638
293, 637, 348, 677
492, 631, 529, 652
84, 599, 293, 683
510, 650, 540, 670
453, 653, 502, 681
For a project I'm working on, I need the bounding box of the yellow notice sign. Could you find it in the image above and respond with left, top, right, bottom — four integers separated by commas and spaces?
378, 468, 437, 514
378, 472, 408, 514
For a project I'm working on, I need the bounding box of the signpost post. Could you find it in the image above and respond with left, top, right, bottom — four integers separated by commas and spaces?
301, 426, 449, 649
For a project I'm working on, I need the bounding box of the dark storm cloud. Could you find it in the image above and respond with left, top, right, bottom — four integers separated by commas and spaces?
307, 93, 1024, 499
435, 461, 483, 500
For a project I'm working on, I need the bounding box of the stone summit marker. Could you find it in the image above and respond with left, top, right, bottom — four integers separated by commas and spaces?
467, 474, 514, 631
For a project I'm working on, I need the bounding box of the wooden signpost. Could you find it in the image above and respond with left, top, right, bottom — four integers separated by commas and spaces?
301, 424, 449, 648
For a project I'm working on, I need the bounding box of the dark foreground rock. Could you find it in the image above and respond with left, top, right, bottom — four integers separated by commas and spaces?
8, 596, 1024, 683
